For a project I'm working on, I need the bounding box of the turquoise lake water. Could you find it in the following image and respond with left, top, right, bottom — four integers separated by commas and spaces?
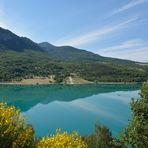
0, 84, 141, 137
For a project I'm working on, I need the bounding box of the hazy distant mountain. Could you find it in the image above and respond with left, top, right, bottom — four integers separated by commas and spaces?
0, 27, 148, 83
39, 42, 136, 65
39, 42, 105, 61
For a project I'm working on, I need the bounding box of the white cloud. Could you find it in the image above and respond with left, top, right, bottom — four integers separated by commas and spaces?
112, 0, 146, 15
54, 17, 138, 47
97, 39, 148, 62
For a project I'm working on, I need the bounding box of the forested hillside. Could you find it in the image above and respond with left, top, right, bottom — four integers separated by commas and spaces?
0, 27, 148, 83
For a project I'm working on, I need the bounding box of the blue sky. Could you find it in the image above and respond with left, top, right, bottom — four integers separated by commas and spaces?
0, 0, 148, 62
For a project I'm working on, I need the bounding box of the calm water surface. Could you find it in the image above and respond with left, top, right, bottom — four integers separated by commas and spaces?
0, 84, 141, 137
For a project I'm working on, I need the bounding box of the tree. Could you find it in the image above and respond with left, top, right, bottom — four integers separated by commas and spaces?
122, 82, 148, 148
83, 124, 113, 148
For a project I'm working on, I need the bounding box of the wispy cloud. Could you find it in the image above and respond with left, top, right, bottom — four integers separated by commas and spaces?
97, 39, 148, 62
125, 47, 148, 62
99, 39, 145, 52
54, 17, 138, 47
112, 0, 146, 15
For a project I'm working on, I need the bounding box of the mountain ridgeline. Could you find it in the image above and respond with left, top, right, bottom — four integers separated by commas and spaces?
0, 27, 148, 83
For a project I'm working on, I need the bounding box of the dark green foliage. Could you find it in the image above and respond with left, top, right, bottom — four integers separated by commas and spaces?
122, 82, 148, 148
83, 124, 126, 148
0, 49, 148, 83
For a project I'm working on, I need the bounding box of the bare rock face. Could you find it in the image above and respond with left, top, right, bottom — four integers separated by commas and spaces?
64, 74, 93, 84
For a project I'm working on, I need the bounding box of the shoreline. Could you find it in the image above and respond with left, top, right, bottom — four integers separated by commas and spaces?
0, 76, 143, 86
0, 81, 141, 85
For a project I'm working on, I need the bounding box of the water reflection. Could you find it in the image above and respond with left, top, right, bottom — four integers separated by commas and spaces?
0, 84, 141, 111
21, 90, 139, 136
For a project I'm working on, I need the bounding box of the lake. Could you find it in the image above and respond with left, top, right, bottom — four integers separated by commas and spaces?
0, 84, 141, 137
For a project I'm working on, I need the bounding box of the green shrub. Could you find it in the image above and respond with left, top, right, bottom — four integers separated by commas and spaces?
122, 82, 148, 148
84, 124, 113, 148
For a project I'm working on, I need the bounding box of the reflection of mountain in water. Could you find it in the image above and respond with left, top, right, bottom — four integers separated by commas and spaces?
0, 84, 141, 111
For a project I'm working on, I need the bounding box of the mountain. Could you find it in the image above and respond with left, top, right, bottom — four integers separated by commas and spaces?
0, 27, 148, 83
39, 42, 135, 65
0, 27, 136, 63
0, 27, 43, 52
39, 42, 105, 61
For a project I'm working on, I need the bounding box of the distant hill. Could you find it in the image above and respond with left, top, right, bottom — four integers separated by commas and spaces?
39, 42, 105, 61
38, 42, 135, 64
0, 27, 148, 83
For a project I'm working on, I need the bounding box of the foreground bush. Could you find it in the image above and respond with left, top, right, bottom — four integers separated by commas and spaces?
122, 82, 148, 148
83, 124, 113, 148
36, 129, 87, 148
83, 124, 126, 148
0, 102, 35, 148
